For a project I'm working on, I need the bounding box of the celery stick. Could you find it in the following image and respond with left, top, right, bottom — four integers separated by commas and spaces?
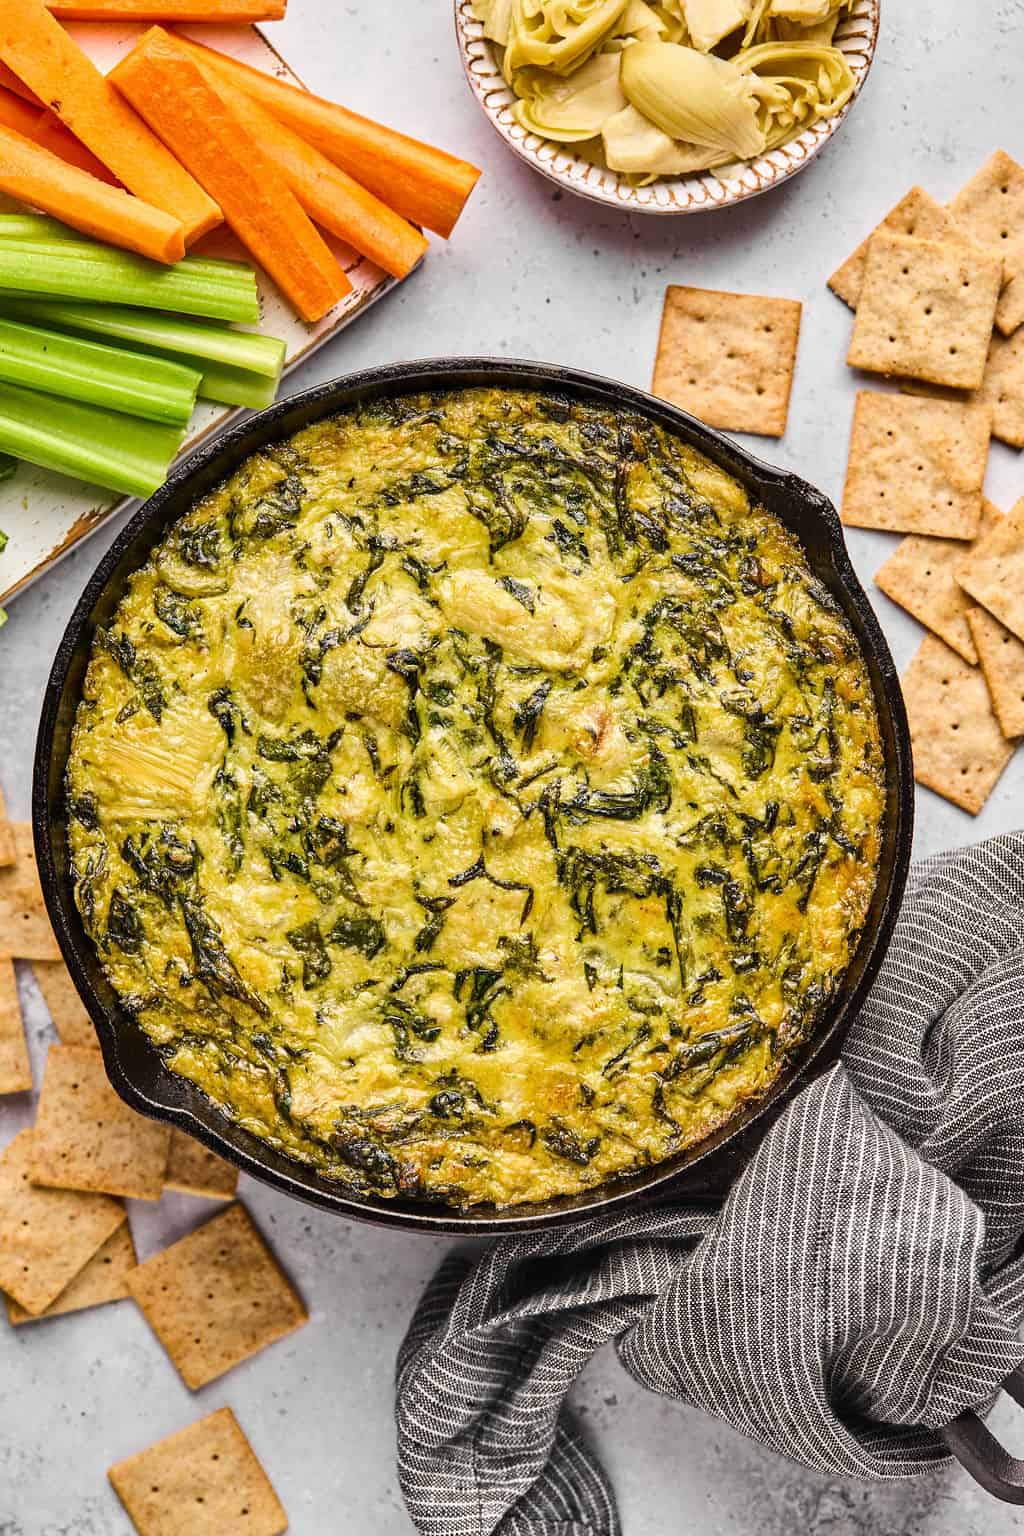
196, 359, 280, 410
0, 319, 200, 426
0, 243, 259, 323
0, 380, 182, 498
0, 453, 15, 482
9, 300, 285, 377
0, 215, 86, 243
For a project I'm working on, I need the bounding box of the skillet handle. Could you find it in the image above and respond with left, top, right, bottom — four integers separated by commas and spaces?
940, 1367, 1024, 1503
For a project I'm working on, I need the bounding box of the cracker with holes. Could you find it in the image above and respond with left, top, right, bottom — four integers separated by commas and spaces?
957, 497, 1024, 644
949, 150, 1024, 323
0, 1129, 126, 1315
0, 824, 61, 961
0, 952, 31, 1094
874, 500, 1003, 664
903, 635, 1015, 814
651, 285, 802, 437
6, 1221, 137, 1325
966, 608, 1024, 741
30, 1043, 170, 1200
996, 273, 1024, 339
126, 1203, 307, 1390
165, 1129, 239, 1201
841, 392, 990, 538
977, 328, 1024, 449
828, 186, 979, 310
33, 958, 96, 1050
848, 232, 1002, 389
108, 1407, 288, 1536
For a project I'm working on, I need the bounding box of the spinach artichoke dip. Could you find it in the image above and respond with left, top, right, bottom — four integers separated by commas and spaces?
67, 387, 885, 1209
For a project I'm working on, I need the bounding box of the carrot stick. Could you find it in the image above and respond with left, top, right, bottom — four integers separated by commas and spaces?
170, 32, 481, 238
0, 63, 40, 107
0, 123, 185, 262
34, 112, 120, 184
110, 29, 349, 322
0, 0, 221, 243
0, 85, 40, 140
0, 86, 117, 184
197, 70, 427, 280
46, 0, 285, 14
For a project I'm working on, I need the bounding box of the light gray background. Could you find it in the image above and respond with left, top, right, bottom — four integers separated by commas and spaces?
2, 2, 1024, 1531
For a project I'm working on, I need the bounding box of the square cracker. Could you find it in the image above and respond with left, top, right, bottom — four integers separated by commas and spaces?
33, 959, 96, 1050
651, 285, 802, 438
841, 392, 990, 538
0, 785, 15, 868
899, 325, 1024, 450
957, 497, 1024, 644
902, 635, 1015, 814
165, 1129, 239, 1201
874, 499, 1004, 664
126, 1203, 307, 1390
949, 150, 1024, 285
828, 186, 978, 310
966, 607, 1024, 740
0, 824, 60, 961
6, 1221, 137, 1325
848, 232, 1002, 390
31, 1044, 170, 1200
0, 1129, 126, 1315
996, 272, 1024, 338
108, 1407, 287, 1536
0, 953, 31, 1094
978, 328, 1024, 448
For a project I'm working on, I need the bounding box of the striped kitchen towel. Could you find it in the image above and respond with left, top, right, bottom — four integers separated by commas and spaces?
395, 833, 1024, 1535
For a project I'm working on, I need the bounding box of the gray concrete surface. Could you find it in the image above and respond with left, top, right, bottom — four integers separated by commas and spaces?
2, 1, 1024, 1531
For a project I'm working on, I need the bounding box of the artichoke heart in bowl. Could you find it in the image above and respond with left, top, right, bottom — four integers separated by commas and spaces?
457, 0, 878, 212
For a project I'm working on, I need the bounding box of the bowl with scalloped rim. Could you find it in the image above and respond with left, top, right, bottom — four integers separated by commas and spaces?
454, 0, 880, 214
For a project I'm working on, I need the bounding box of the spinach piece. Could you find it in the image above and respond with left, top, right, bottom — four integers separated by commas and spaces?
449, 853, 534, 922
178, 520, 221, 569
180, 897, 268, 1017
121, 829, 197, 909
107, 888, 142, 953
68, 794, 99, 831
329, 913, 385, 959
154, 587, 203, 642
95, 629, 166, 722
453, 966, 508, 1051
513, 680, 551, 753
499, 576, 535, 613
541, 1119, 599, 1166
207, 687, 242, 745
412, 892, 455, 954
286, 920, 332, 990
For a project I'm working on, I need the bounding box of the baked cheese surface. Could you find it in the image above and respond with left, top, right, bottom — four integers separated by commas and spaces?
67, 388, 885, 1207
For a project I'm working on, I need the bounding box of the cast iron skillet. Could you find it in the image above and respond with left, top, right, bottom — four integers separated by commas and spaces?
33, 358, 914, 1236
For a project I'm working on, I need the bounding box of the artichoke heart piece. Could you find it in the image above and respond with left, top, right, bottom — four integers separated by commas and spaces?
680, 0, 751, 53
620, 41, 765, 158
473, 0, 516, 43
602, 103, 729, 174
737, 41, 854, 148
769, 0, 838, 21
513, 52, 627, 141
504, 0, 629, 77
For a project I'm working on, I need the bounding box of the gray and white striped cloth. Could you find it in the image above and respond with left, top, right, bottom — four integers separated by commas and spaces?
396, 833, 1024, 1536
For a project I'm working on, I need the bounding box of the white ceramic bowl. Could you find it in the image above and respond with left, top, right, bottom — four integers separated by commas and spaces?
454, 1, 880, 214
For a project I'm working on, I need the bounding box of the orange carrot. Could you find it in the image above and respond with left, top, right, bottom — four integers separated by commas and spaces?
0, 0, 221, 243
0, 84, 40, 139
0, 122, 185, 261
197, 70, 427, 280
34, 112, 120, 184
46, 0, 284, 14
0, 84, 119, 183
110, 29, 349, 322
171, 32, 481, 239
0, 62, 41, 107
